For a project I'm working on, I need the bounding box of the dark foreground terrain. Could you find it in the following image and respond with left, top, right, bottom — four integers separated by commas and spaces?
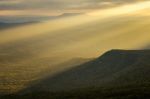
1, 84, 150, 99
1, 49, 150, 99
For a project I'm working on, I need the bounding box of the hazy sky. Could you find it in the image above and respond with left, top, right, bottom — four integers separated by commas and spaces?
0, 0, 132, 11
0, 0, 146, 22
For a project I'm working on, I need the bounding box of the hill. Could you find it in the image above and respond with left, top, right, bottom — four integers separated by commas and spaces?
1, 49, 150, 98
21, 50, 150, 93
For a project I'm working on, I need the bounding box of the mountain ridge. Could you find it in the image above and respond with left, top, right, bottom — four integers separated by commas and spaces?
21, 49, 150, 93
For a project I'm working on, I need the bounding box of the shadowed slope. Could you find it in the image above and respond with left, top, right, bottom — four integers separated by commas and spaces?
23, 50, 150, 93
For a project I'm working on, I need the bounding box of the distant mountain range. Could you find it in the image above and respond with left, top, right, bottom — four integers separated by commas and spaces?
0, 13, 82, 24
0, 22, 37, 30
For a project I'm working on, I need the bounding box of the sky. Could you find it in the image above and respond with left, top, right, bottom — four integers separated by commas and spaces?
0, 0, 150, 57
0, 0, 146, 22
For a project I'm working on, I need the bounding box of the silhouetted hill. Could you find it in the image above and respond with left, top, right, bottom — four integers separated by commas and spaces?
22, 49, 150, 93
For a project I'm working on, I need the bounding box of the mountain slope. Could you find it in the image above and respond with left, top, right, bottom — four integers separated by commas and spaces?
23, 50, 150, 93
